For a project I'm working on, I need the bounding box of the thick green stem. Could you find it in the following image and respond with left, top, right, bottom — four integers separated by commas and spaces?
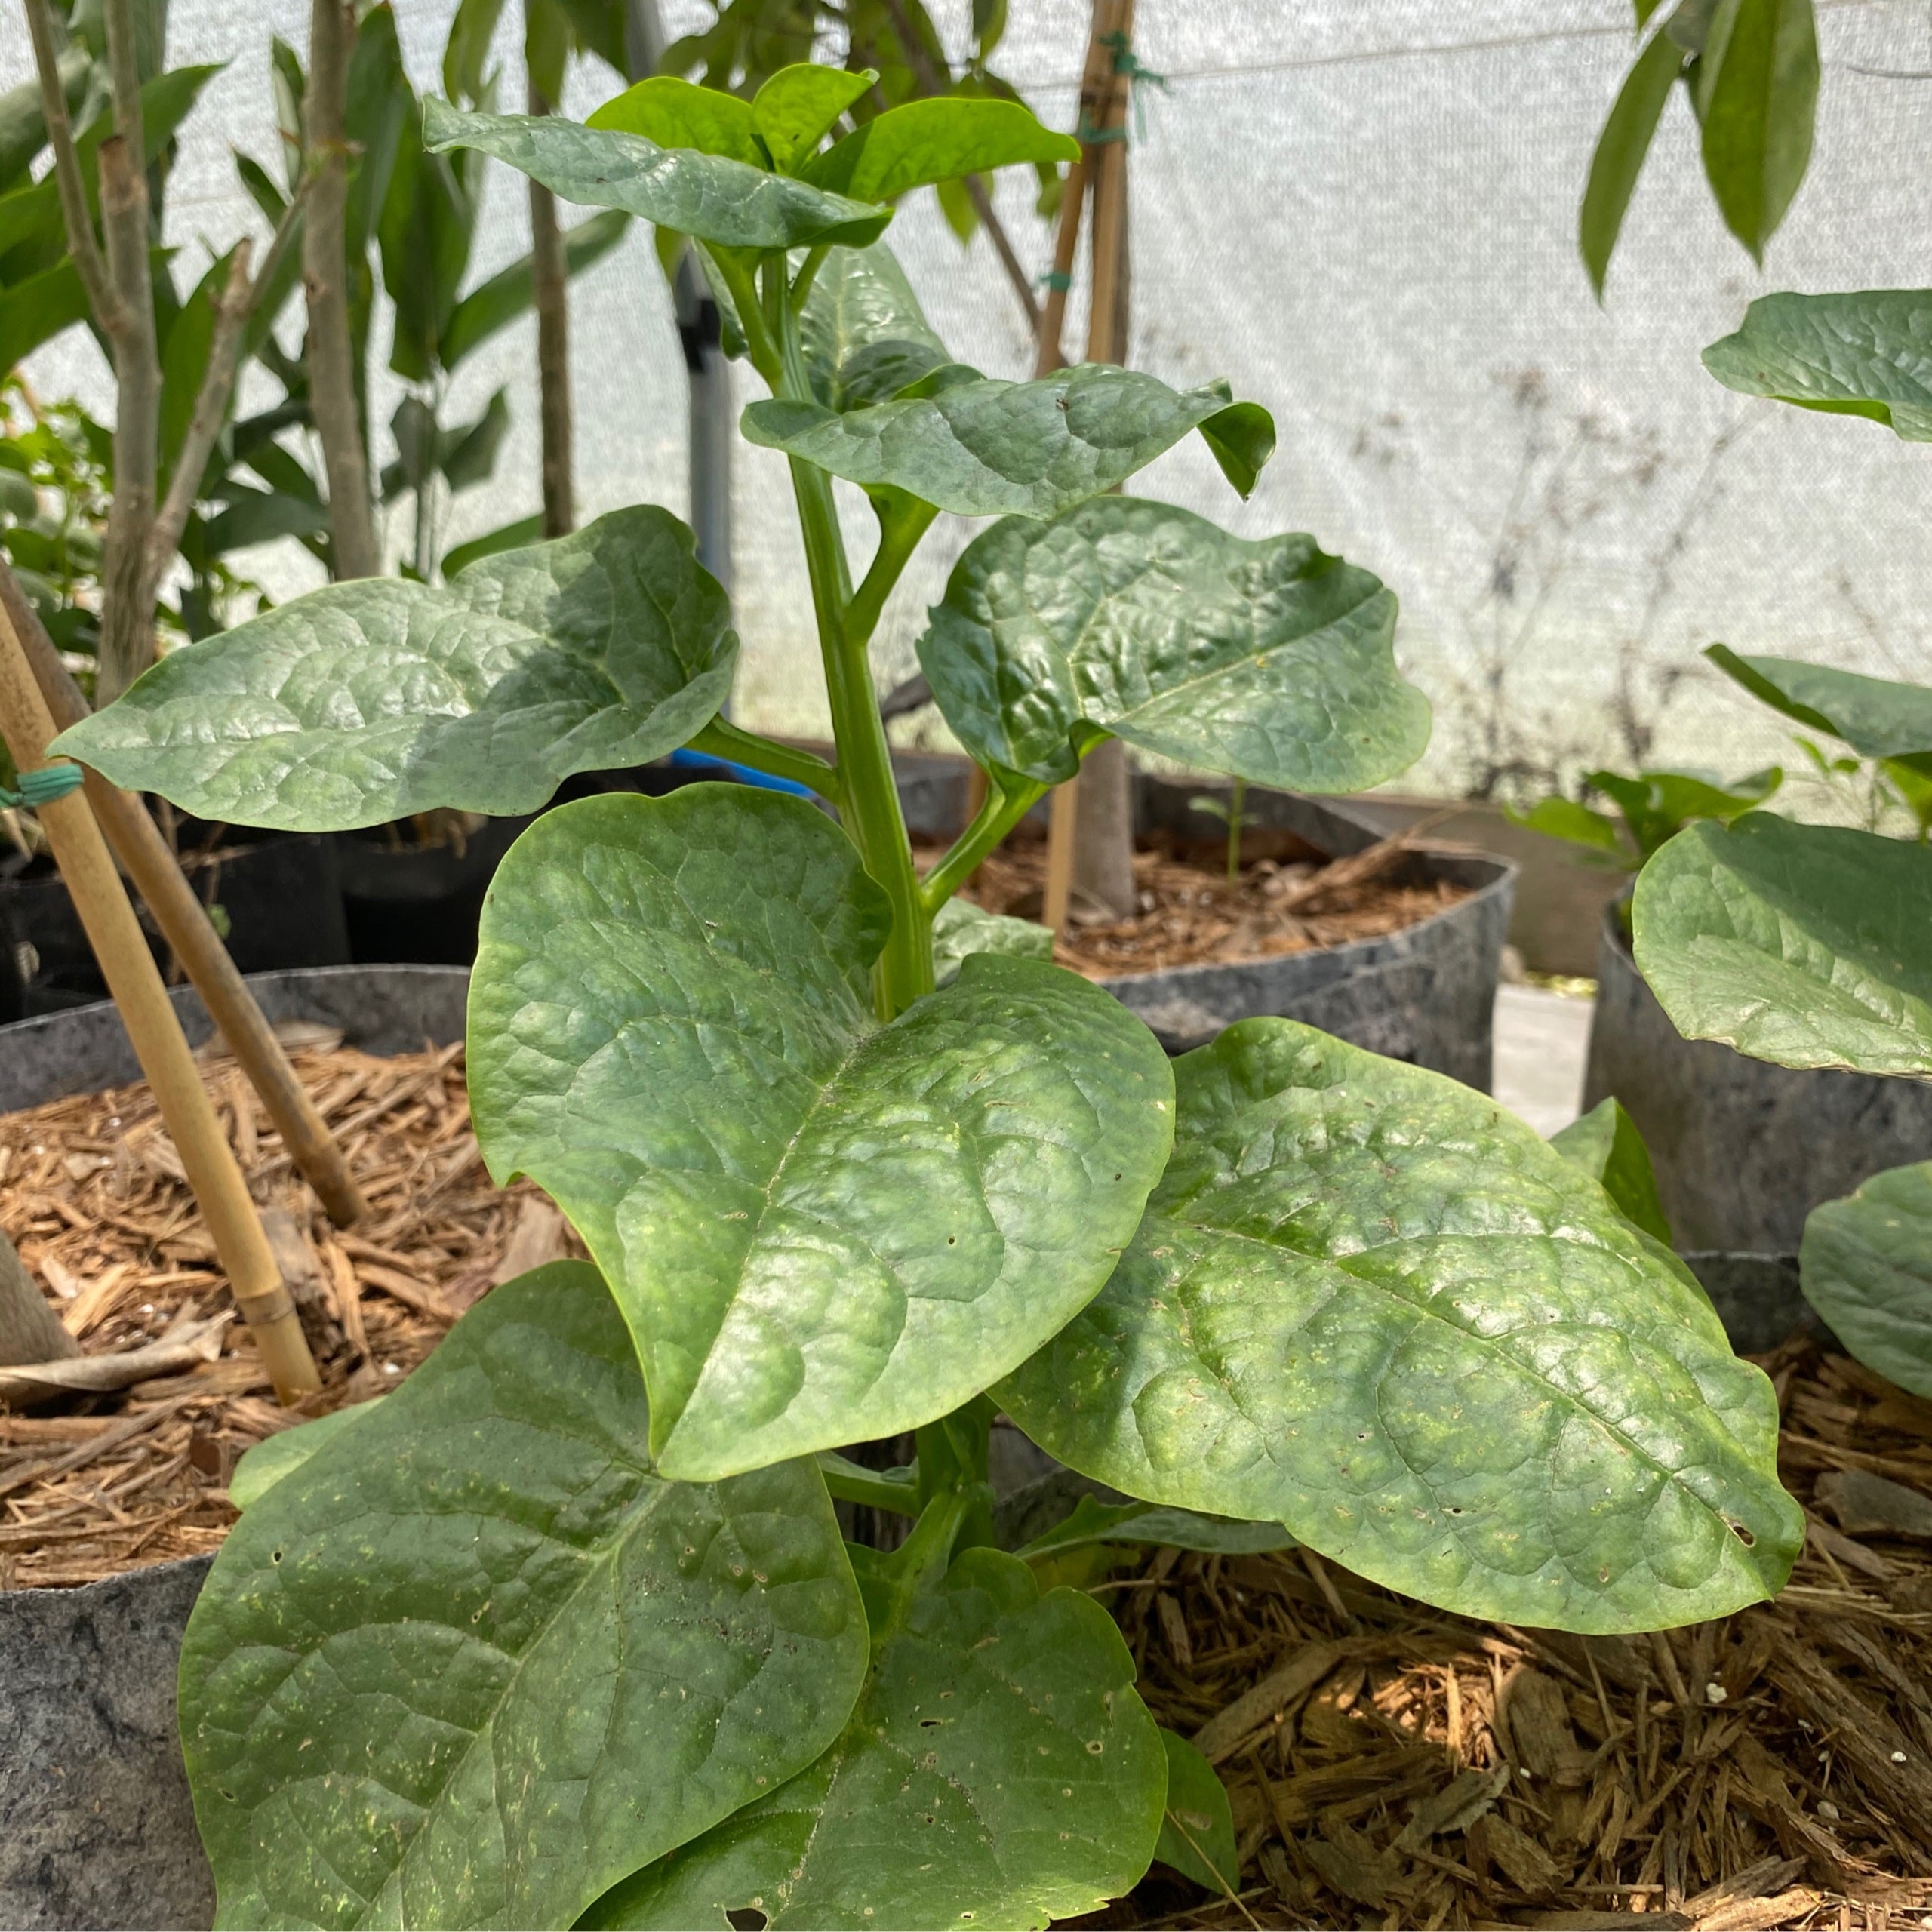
921, 772, 1050, 913
690, 715, 844, 803
768, 260, 931, 1018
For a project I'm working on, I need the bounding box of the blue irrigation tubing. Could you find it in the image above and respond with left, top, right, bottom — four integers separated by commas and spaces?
666, 746, 817, 799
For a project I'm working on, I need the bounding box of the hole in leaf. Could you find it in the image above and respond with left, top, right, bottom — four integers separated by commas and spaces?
946, 1236, 955, 1245
1447, 1507, 1463, 1517
1085, 1740, 1103, 1754
919, 1717, 943, 1728
1727, 1518, 1756, 1547
271, 1549, 284, 1562
727, 1912, 768, 1930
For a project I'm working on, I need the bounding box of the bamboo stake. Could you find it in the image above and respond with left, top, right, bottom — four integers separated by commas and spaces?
0, 600, 319, 1402
0, 562, 369, 1227
1041, 0, 1137, 935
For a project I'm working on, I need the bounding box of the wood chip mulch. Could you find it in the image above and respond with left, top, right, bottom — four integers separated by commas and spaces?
946, 834, 1472, 980
0, 1032, 577, 1589
1094, 1336, 1932, 1930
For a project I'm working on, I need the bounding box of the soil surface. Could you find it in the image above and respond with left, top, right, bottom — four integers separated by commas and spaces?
936, 830, 1472, 980
5, 1056, 1930, 1929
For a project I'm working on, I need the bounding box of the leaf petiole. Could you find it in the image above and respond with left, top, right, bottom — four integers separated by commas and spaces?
688, 715, 844, 803
921, 771, 1050, 913
816, 1450, 921, 1515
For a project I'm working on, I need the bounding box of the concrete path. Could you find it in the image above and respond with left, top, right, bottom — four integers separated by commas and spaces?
1492, 983, 1594, 1137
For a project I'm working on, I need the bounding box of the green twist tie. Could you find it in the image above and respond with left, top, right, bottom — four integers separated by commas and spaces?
0, 762, 83, 810
1039, 269, 1072, 292
1100, 31, 1168, 137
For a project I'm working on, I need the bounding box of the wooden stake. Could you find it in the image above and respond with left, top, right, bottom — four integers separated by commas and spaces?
0, 600, 319, 1402
0, 562, 369, 1227
1041, 0, 1137, 936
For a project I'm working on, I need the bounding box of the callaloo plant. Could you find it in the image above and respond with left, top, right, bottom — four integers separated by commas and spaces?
56, 66, 1801, 1929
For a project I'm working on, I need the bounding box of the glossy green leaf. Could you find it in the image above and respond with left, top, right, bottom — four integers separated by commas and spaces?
918, 497, 1428, 792
423, 100, 890, 251
1580, 23, 1687, 296
1698, 0, 1817, 260
441, 206, 629, 370
743, 366, 1273, 519
1801, 1161, 1932, 1401
54, 506, 736, 830
1588, 764, 1780, 860
1549, 1097, 1673, 1245
1633, 814, 1932, 1075
467, 786, 1174, 1484
802, 97, 1078, 204
587, 77, 764, 166
930, 895, 1051, 985
228, 1399, 383, 1511
752, 64, 876, 174
1707, 644, 1932, 759
1195, 401, 1277, 500
798, 240, 950, 411
177, 1263, 869, 1932
1152, 1731, 1238, 1894
1011, 1494, 1295, 1563
583, 1546, 1164, 1930
1703, 290, 1932, 438
441, 512, 544, 580
998, 1018, 1801, 1633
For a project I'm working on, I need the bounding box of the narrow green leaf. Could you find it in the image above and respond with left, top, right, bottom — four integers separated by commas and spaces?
1549, 1097, 1673, 1245
1703, 290, 1932, 438
442, 0, 509, 104
438, 387, 510, 492
54, 506, 737, 829
998, 1018, 1802, 1633
802, 96, 1078, 203
228, 1399, 383, 1510
0, 254, 94, 370
1708, 644, 1932, 758
178, 1263, 869, 1932
798, 239, 950, 411
199, 485, 331, 557
468, 786, 1175, 1484
1506, 796, 1627, 856
441, 512, 544, 580
1588, 764, 1781, 859
931, 894, 1051, 985
583, 1545, 1165, 1930
918, 497, 1428, 792
441, 206, 629, 370
1153, 1731, 1239, 1894
743, 366, 1275, 519
423, 99, 890, 250
1580, 24, 1687, 297
752, 64, 877, 174
1801, 1161, 1932, 1401
587, 76, 765, 166
1011, 1494, 1296, 1562
1698, 0, 1817, 259
1633, 814, 1932, 1075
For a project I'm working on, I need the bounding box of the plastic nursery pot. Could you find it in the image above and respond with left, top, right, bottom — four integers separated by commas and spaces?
1584, 905, 1932, 1252
0, 964, 470, 1932
0, 828, 349, 1023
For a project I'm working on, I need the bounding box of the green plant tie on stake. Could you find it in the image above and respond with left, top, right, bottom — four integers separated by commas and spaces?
0, 761, 83, 810
1102, 29, 1170, 139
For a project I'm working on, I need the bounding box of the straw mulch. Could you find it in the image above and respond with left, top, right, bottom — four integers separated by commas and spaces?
952, 835, 1470, 979
0, 1033, 576, 1589
1098, 1336, 1932, 1931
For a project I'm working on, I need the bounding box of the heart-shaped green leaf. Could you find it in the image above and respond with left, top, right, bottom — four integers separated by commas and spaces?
468, 787, 1175, 1484
1703, 289, 1932, 438
801, 97, 1078, 204
1549, 1097, 1672, 1246
177, 1263, 869, 1932
423, 99, 889, 250
54, 506, 736, 831
586, 76, 765, 165
1708, 643, 1932, 759
931, 895, 1052, 984
582, 1546, 1164, 1930
1801, 1161, 1932, 1401
918, 497, 1429, 791
998, 1019, 1801, 1634
1633, 814, 1932, 1075
1152, 1730, 1239, 1894
798, 240, 951, 411
752, 65, 877, 174
742, 365, 1274, 518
